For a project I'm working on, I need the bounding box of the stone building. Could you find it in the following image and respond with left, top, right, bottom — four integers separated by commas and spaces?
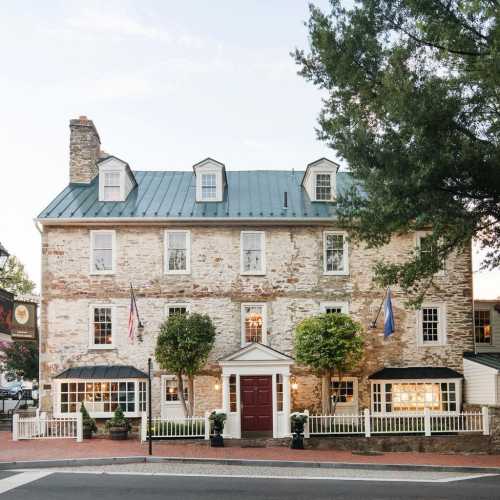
36, 116, 474, 438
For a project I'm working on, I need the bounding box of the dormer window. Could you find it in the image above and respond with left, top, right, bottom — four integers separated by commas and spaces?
103, 171, 121, 201
201, 173, 217, 201
193, 158, 226, 203
315, 173, 332, 201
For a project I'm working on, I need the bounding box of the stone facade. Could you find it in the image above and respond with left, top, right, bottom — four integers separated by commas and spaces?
39, 222, 473, 416
69, 116, 101, 184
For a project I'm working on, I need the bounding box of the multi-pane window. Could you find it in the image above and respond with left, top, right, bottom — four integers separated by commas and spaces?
165, 231, 190, 273
103, 171, 121, 201
324, 232, 347, 274
164, 378, 189, 402
90, 231, 114, 273
241, 232, 265, 274
276, 374, 284, 412
229, 375, 237, 412
422, 307, 439, 343
201, 173, 217, 200
330, 380, 355, 404
242, 304, 265, 344
315, 174, 332, 200
326, 307, 342, 314
371, 381, 458, 413
59, 380, 138, 415
475, 310, 492, 344
139, 381, 147, 412
167, 305, 188, 317
92, 307, 113, 346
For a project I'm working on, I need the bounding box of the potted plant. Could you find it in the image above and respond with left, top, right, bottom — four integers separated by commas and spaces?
106, 406, 131, 440
290, 411, 308, 449
80, 402, 97, 439
209, 409, 227, 447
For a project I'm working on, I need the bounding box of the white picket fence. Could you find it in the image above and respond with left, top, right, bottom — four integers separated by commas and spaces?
141, 412, 210, 442
304, 407, 489, 438
13, 412, 82, 442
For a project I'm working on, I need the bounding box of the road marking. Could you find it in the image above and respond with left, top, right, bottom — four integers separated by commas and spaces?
0, 471, 53, 494
11, 468, 499, 483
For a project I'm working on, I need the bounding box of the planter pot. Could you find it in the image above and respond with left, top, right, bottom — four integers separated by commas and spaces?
109, 427, 128, 440
82, 426, 93, 439
210, 434, 224, 447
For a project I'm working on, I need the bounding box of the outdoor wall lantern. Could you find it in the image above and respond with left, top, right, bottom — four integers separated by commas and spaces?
214, 379, 221, 391
291, 377, 299, 391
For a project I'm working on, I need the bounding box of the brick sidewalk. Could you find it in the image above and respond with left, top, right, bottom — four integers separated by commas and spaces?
1, 432, 499, 468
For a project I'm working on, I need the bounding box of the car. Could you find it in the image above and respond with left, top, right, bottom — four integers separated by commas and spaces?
0, 380, 25, 400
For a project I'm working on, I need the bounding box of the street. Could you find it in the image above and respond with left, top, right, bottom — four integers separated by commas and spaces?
0, 464, 499, 499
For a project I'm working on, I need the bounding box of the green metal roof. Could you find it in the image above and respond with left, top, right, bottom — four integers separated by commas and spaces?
38, 170, 358, 221
464, 352, 500, 371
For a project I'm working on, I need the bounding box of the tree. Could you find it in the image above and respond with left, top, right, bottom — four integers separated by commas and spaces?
0, 255, 36, 296
294, 1, 500, 302
294, 313, 364, 414
0, 340, 38, 380
155, 313, 216, 417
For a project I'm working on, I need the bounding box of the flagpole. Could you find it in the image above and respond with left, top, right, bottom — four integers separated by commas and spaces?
370, 287, 389, 329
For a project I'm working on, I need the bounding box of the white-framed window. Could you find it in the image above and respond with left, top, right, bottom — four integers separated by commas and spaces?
56, 379, 146, 418
330, 378, 357, 405
229, 375, 237, 412
241, 303, 267, 345
276, 374, 284, 412
89, 304, 115, 349
240, 231, 266, 275
90, 230, 116, 274
474, 309, 492, 344
417, 303, 447, 346
416, 232, 445, 276
201, 173, 217, 201
165, 303, 190, 317
371, 380, 460, 413
323, 231, 349, 275
315, 173, 333, 201
164, 377, 189, 403
164, 230, 191, 274
320, 301, 349, 314
102, 171, 122, 201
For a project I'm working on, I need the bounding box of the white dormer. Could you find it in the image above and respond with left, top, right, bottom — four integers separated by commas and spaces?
97, 156, 137, 202
301, 158, 339, 202
193, 158, 226, 202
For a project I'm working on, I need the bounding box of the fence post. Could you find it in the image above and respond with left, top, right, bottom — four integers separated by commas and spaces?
141, 412, 147, 442
424, 408, 431, 436
204, 411, 210, 440
303, 409, 310, 438
12, 414, 19, 441
76, 412, 83, 442
364, 408, 371, 438
482, 406, 490, 436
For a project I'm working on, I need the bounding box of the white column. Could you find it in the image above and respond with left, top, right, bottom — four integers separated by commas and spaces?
282, 374, 291, 436
424, 407, 431, 436
482, 406, 490, 435
272, 373, 277, 438
76, 412, 83, 442
222, 375, 230, 414
12, 414, 19, 441
364, 408, 371, 437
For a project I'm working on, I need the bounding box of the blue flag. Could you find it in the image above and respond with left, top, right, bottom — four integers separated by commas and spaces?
384, 288, 395, 338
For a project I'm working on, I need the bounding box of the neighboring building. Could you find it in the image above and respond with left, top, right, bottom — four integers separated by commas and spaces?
463, 299, 500, 406
36, 117, 474, 438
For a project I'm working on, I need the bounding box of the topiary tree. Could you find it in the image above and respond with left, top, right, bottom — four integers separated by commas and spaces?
155, 313, 216, 417
294, 313, 364, 414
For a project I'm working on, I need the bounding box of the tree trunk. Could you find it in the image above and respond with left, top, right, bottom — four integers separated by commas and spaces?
177, 372, 188, 417
321, 372, 331, 415
187, 375, 195, 417
331, 371, 342, 416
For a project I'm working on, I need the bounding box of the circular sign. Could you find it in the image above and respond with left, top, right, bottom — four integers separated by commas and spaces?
14, 304, 29, 325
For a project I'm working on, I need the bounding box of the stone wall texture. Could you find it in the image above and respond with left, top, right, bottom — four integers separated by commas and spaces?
39, 223, 473, 416
69, 117, 101, 184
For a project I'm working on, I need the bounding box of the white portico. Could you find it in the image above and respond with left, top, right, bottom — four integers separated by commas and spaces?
218, 343, 294, 439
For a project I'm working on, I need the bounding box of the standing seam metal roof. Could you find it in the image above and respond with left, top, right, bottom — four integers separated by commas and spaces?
38, 170, 358, 220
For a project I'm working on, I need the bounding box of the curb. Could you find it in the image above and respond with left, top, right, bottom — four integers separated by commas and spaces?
1, 455, 500, 474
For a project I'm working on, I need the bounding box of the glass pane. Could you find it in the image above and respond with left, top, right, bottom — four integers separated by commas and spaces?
104, 186, 121, 201
242, 233, 262, 272
244, 305, 263, 343
325, 234, 344, 272
93, 249, 112, 271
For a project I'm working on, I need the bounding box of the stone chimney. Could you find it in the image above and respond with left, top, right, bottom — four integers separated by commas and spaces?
69, 116, 101, 184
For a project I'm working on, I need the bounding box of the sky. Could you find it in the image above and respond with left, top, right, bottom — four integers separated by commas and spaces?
0, 0, 497, 299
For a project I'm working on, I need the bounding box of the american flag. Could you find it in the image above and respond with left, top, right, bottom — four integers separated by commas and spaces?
128, 287, 138, 343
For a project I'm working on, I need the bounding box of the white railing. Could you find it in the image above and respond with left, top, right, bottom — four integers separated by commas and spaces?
305, 407, 489, 438
141, 412, 209, 441
13, 412, 82, 442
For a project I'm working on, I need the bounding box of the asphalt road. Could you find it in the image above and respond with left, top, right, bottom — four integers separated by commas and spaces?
1, 468, 500, 499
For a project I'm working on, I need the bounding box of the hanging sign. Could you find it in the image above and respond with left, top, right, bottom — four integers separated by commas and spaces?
0, 289, 14, 335
11, 301, 37, 340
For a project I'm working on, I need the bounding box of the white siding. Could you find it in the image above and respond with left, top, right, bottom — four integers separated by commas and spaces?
474, 301, 500, 352
463, 358, 498, 405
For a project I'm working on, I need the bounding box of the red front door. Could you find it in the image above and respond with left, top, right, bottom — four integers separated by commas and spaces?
240, 375, 273, 432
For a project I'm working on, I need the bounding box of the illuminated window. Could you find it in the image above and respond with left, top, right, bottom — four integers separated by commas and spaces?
242, 303, 266, 345
330, 379, 356, 404
276, 374, 283, 412
91, 306, 113, 347
164, 378, 188, 402
475, 310, 491, 344
229, 375, 237, 413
